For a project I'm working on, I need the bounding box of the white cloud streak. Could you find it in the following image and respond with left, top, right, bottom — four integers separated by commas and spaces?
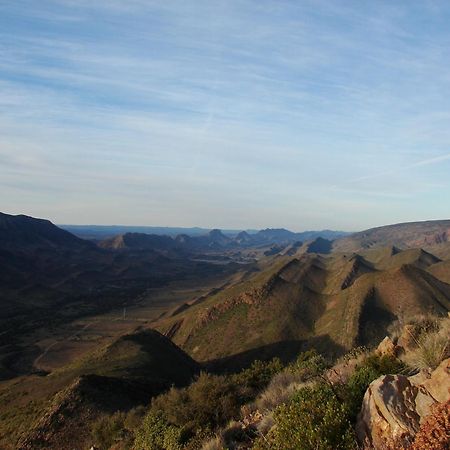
1, 0, 450, 229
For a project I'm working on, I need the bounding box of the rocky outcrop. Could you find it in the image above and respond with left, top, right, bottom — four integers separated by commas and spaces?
375, 336, 399, 358
325, 351, 367, 385
356, 358, 450, 449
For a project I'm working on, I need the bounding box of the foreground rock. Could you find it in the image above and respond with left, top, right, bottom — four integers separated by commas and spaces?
356, 358, 450, 449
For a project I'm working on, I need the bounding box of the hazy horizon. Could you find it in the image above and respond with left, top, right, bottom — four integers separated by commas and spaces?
2, 1, 450, 230
4, 208, 450, 235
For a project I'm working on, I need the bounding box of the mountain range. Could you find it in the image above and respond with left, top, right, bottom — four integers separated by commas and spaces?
0, 211, 449, 449
97, 227, 347, 252
62, 223, 348, 242
155, 246, 450, 368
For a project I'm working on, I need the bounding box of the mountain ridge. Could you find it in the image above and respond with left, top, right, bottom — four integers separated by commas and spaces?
0, 212, 91, 251
155, 248, 450, 367
333, 219, 450, 252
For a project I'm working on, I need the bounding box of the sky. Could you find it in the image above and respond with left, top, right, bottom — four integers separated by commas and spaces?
1, 0, 450, 231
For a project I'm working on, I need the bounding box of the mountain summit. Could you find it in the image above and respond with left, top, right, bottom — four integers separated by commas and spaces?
0, 212, 89, 251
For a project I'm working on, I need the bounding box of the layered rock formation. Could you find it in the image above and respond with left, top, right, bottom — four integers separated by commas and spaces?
357, 358, 450, 449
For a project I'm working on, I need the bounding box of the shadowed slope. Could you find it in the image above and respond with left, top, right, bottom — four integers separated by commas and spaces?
0, 212, 91, 251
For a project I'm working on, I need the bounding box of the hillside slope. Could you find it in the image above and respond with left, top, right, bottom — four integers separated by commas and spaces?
333, 219, 450, 252
0, 213, 243, 381
6, 329, 199, 450
0, 212, 91, 251
155, 249, 450, 368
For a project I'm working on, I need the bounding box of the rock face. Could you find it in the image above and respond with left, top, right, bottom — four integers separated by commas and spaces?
356, 358, 450, 449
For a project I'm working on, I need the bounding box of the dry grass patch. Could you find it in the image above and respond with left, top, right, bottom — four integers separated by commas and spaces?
402, 317, 449, 370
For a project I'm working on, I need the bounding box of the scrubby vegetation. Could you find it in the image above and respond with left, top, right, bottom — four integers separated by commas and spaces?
254, 383, 357, 450
252, 353, 406, 450
130, 358, 284, 450
90, 324, 447, 450
92, 407, 145, 449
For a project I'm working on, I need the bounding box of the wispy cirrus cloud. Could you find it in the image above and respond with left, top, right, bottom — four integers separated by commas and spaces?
1, 0, 450, 230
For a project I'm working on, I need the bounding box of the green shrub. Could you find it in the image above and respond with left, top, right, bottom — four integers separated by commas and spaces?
287, 349, 328, 379
134, 365, 285, 450
254, 383, 356, 450
91, 412, 127, 450
362, 354, 406, 375
344, 365, 380, 419
231, 358, 284, 392
133, 410, 183, 450
150, 372, 243, 436
343, 353, 407, 420
125, 405, 147, 431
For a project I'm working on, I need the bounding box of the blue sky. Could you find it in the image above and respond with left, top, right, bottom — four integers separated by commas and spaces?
1, 0, 450, 231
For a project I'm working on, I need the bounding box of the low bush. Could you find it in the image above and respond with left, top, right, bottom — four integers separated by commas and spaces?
254, 383, 357, 450
91, 412, 128, 450
124, 405, 147, 431
231, 357, 284, 392
133, 410, 183, 450
363, 353, 406, 375
255, 370, 306, 412
132, 359, 287, 450
152, 372, 242, 432
252, 350, 327, 413
287, 349, 328, 379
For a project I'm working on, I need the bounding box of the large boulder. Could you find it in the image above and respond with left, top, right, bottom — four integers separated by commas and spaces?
356, 358, 450, 449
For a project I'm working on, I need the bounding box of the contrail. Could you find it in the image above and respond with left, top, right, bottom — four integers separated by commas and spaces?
337, 151, 450, 187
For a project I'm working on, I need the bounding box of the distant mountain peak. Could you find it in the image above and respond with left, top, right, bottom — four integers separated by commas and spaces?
208, 228, 227, 238
306, 237, 333, 254
0, 211, 90, 251
98, 232, 175, 251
